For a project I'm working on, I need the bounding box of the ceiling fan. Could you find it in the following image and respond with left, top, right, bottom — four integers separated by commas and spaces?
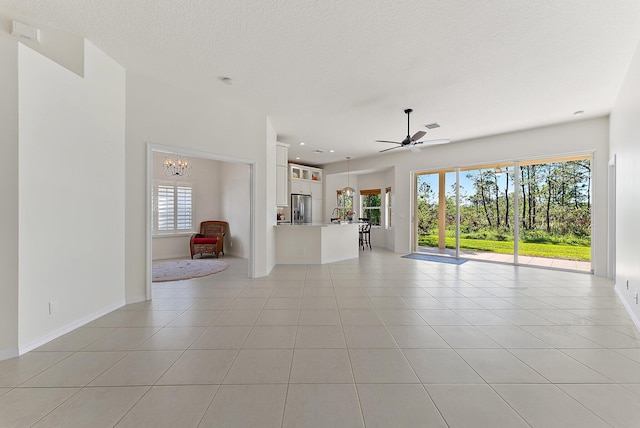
377, 108, 450, 153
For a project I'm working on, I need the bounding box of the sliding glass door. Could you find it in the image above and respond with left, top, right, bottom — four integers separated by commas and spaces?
416, 170, 457, 257
517, 157, 592, 270
414, 155, 592, 272
457, 164, 515, 264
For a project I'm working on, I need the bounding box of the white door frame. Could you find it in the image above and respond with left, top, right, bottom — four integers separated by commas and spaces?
608, 155, 616, 279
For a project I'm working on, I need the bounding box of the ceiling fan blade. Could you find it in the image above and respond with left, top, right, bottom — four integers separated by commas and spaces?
411, 130, 426, 142
376, 109, 446, 154
418, 138, 450, 146
379, 145, 403, 153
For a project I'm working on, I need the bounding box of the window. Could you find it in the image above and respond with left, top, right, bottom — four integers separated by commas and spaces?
360, 189, 381, 225
336, 190, 353, 219
385, 187, 392, 229
154, 181, 193, 234
337, 190, 354, 214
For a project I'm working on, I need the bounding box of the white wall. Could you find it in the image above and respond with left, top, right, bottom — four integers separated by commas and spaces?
266, 118, 278, 271
220, 162, 251, 258
324, 168, 395, 250
357, 168, 395, 249
125, 72, 272, 302
18, 40, 126, 351
324, 172, 345, 221
0, 34, 19, 359
323, 118, 610, 275
0, 12, 85, 77
151, 153, 222, 260
610, 39, 640, 323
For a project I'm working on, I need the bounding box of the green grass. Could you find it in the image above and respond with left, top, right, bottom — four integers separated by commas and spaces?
418, 235, 590, 261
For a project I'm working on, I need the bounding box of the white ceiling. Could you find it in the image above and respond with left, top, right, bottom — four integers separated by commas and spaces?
3, 0, 640, 165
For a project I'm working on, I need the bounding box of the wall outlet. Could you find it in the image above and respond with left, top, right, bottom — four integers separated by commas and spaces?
230, 240, 233, 248
627, 280, 629, 290
49, 300, 58, 315
635, 292, 638, 305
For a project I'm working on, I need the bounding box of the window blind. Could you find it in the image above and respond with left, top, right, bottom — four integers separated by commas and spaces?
155, 182, 193, 233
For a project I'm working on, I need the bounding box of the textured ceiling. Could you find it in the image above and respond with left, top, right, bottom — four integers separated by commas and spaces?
2, 0, 640, 165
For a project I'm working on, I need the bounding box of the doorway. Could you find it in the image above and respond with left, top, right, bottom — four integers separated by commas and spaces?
147, 144, 254, 299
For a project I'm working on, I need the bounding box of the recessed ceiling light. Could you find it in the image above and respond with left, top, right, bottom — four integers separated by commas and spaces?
295, 157, 300, 160
299, 142, 305, 146
329, 150, 335, 153
425, 123, 440, 129
573, 110, 584, 116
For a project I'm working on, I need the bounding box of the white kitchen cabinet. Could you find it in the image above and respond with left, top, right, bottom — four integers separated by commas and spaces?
309, 180, 322, 198
276, 165, 288, 206
290, 164, 322, 183
289, 163, 323, 223
276, 143, 288, 166
276, 143, 289, 206
310, 181, 323, 222
290, 180, 310, 195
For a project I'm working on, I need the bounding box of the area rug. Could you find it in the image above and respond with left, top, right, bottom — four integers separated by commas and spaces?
152, 259, 228, 282
402, 253, 467, 265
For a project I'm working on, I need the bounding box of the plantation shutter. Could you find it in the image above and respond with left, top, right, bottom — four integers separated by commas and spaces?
157, 184, 175, 231
176, 186, 193, 230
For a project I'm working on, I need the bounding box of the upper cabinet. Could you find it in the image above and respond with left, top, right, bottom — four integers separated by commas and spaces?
276, 143, 289, 206
290, 163, 322, 183
289, 163, 324, 222
276, 143, 288, 167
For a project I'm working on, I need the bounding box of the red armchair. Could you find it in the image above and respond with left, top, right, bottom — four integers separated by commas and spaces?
190, 221, 228, 258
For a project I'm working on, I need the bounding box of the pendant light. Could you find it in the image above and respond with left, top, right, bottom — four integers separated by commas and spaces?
342, 156, 355, 197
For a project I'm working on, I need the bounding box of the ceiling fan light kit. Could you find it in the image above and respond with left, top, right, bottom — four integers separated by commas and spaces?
377, 108, 450, 153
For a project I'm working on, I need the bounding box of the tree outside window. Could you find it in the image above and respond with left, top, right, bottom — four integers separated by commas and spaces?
336, 190, 353, 219
360, 189, 381, 225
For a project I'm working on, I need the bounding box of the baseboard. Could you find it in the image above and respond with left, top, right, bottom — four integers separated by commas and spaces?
321, 256, 360, 264
153, 253, 191, 261
126, 296, 146, 305
0, 347, 18, 362
18, 300, 125, 355
615, 285, 640, 332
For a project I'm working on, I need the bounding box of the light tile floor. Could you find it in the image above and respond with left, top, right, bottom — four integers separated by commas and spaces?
418, 245, 592, 272
1, 249, 640, 427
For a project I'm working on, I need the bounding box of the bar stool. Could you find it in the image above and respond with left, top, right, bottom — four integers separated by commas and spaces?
359, 219, 371, 250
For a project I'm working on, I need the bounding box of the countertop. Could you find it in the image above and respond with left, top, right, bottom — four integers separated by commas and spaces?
275, 221, 358, 227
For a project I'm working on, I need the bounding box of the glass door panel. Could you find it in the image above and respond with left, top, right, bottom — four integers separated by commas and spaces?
416, 170, 457, 257
517, 157, 592, 272
458, 164, 515, 264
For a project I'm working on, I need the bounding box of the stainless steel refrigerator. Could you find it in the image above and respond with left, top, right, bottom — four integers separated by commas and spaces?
291, 193, 312, 224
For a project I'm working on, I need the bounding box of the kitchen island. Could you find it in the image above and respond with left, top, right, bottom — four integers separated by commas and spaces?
274, 222, 360, 264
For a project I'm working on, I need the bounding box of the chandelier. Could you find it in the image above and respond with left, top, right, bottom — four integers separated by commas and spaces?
163, 154, 192, 177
